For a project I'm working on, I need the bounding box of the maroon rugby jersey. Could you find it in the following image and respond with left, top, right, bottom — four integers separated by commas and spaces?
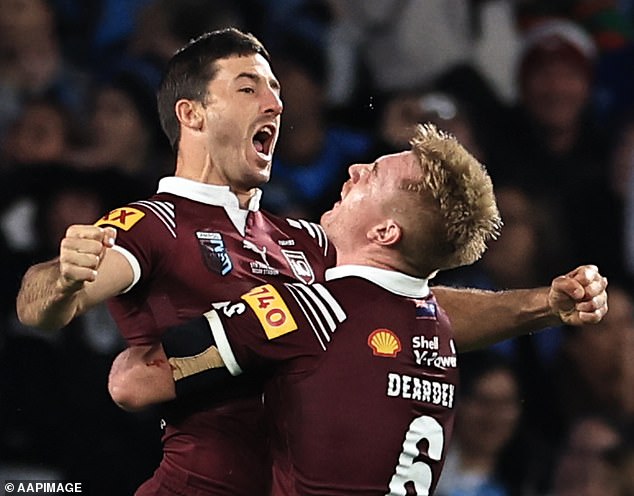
95, 176, 335, 495
207, 265, 459, 495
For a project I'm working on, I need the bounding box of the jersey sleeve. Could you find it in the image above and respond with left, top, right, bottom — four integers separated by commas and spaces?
95, 200, 175, 290
207, 282, 346, 375
96, 200, 177, 345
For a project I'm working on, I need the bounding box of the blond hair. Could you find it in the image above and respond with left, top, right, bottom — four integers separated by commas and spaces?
404, 123, 501, 272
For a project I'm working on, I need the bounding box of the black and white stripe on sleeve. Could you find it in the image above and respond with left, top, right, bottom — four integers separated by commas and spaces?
284, 283, 346, 351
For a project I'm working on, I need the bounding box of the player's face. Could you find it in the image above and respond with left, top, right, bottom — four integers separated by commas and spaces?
203, 54, 283, 194
321, 151, 420, 251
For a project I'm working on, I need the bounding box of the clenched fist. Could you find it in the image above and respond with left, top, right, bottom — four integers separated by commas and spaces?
58, 224, 117, 293
549, 264, 608, 326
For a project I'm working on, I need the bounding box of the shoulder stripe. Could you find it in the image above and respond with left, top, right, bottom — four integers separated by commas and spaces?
286, 218, 329, 256
150, 200, 175, 222
132, 200, 176, 238
285, 283, 347, 351
312, 283, 346, 322
285, 284, 328, 350
286, 218, 301, 229
299, 219, 316, 238
133, 200, 175, 226
294, 284, 338, 333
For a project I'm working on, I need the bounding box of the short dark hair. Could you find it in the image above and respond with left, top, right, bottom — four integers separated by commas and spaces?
157, 27, 270, 152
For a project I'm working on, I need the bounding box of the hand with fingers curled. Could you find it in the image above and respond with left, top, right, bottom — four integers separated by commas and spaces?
548, 264, 608, 326
57, 224, 117, 294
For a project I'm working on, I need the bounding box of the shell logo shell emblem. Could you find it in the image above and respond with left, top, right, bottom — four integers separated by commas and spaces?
368, 328, 402, 358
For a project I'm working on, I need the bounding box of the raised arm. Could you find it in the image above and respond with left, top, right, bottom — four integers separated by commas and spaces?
16, 224, 133, 330
435, 264, 608, 351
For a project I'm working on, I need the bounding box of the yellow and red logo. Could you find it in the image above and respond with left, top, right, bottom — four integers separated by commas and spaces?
368, 328, 402, 358
95, 207, 145, 231
241, 284, 297, 339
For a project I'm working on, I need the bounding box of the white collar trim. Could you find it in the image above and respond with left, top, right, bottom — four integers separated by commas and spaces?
157, 176, 262, 211
325, 265, 429, 298
157, 176, 261, 235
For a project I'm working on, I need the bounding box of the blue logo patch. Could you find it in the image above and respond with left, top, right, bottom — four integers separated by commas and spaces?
196, 231, 233, 276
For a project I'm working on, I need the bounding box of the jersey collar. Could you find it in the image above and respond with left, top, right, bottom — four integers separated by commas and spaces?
157, 176, 262, 210
325, 265, 430, 298
157, 176, 262, 235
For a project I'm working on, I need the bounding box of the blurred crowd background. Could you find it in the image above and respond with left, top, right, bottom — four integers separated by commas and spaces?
0, 0, 633, 495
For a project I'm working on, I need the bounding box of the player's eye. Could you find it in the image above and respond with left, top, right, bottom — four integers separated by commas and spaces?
240, 87, 255, 94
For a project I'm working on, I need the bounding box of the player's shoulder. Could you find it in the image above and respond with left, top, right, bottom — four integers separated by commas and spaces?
94, 193, 178, 238
283, 280, 347, 332
266, 213, 330, 254
237, 280, 348, 348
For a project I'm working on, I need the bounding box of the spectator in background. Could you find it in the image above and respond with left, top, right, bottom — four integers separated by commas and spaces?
516, 0, 634, 123
261, 32, 372, 219
64, 70, 171, 196
0, 0, 92, 137
0, 171, 161, 496
435, 350, 542, 496
0, 74, 158, 278
545, 284, 634, 445
548, 414, 624, 496
570, 105, 634, 291
125, 0, 247, 69
45, 0, 154, 70
371, 90, 485, 161
0, 95, 77, 284
0, 96, 73, 169
489, 19, 615, 276
435, 183, 572, 456
326, 0, 513, 137
613, 110, 634, 285
605, 432, 634, 496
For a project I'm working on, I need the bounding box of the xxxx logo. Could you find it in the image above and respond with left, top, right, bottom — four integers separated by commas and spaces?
95, 207, 145, 231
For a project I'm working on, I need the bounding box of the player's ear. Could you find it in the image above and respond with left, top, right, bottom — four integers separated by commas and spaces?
175, 99, 204, 130
367, 219, 401, 247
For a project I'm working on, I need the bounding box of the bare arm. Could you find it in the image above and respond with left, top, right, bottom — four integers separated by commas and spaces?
16, 225, 133, 330
109, 315, 232, 411
435, 265, 608, 351
109, 345, 176, 411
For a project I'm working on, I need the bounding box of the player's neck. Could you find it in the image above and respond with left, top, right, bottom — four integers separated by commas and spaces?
335, 248, 403, 273
174, 151, 256, 209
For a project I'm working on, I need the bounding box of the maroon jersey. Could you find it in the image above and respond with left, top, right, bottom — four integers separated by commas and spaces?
95, 177, 335, 495
207, 265, 459, 495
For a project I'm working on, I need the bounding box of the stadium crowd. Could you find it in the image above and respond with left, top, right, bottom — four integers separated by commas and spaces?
0, 0, 633, 495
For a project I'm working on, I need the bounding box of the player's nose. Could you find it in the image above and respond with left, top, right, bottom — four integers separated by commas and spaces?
262, 88, 283, 116
348, 163, 367, 183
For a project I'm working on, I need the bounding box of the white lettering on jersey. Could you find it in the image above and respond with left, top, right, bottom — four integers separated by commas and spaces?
413, 351, 458, 368
386, 373, 455, 408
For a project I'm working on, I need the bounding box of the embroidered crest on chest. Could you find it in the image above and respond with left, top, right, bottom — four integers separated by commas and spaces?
196, 231, 233, 276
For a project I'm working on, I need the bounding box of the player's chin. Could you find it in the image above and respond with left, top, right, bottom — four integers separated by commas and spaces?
320, 209, 335, 230
248, 160, 272, 184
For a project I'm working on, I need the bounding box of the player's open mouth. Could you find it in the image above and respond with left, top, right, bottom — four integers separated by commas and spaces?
253, 124, 276, 158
